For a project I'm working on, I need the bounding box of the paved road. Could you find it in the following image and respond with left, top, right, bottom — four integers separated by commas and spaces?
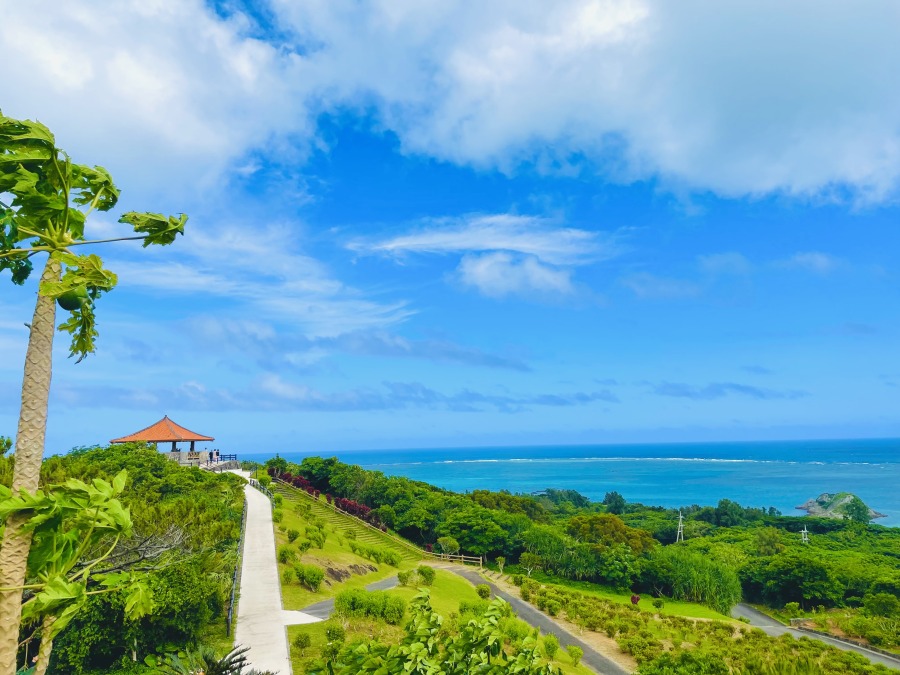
442, 566, 628, 675
731, 603, 900, 671
231, 473, 320, 674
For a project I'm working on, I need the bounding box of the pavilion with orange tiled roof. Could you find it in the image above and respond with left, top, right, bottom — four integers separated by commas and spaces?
110, 415, 214, 454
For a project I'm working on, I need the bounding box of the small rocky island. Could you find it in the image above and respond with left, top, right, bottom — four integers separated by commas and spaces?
796, 492, 886, 520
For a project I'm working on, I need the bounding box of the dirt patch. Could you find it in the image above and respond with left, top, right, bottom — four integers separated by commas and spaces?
326, 567, 351, 582
348, 563, 378, 575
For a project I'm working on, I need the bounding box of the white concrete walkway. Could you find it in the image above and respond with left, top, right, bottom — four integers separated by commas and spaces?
230, 471, 320, 674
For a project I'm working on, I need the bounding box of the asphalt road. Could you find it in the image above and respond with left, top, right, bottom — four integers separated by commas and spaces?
731, 603, 900, 671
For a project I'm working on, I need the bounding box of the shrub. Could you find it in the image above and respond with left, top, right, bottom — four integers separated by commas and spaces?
459, 599, 490, 617
325, 622, 346, 643
258, 475, 272, 488
287, 529, 300, 543
617, 634, 662, 663
346, 530, 357, 540
383, 596, 407, 625
282, 568, 295, 585
273, 493, 284, 507
295, 563, 325, 592
333, 589, 404, 624
272, 509, 283, 523
293, 632, 311, 655
382, 550, 401, 567
501, 617, 531, 643
783, 602, 801, 616
306, 527, 326, 549
397, 570, 414, 586
476, 584, 491, 600
511, 574, 525, 587
542, 634, 559, 660
566, 644, 583, 667
652, 598, 665, 610
417, 565, 436, 586
297, 540, 312, 554
322, 642, 341, 661
277, 545, 296, 564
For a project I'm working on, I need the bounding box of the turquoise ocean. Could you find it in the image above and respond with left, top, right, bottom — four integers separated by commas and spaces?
244, 438, 899, 526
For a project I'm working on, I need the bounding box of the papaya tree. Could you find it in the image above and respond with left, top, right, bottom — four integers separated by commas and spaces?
0, 112, 186, 673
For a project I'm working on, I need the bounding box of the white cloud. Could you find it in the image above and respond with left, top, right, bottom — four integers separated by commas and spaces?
352, 214, 613, 265
351, 213, 615, 297
776, 251, 841, 275
458, 252, 575, 298
0, 0, 310, 203
269, 0, 900, 200
5, 1, 900, 202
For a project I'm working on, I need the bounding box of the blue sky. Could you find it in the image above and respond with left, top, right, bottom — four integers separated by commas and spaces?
2, 0, 899, 454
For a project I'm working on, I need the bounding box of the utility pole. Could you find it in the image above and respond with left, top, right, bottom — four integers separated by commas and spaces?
676, 510, 685, 543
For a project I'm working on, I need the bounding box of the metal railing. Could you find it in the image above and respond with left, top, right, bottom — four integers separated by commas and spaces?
249, 478, 274, 502
226, 498, 248, 637
273, 477, 482, 567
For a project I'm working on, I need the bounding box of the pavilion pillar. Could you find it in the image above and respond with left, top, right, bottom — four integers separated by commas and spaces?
190, 441, 195, 452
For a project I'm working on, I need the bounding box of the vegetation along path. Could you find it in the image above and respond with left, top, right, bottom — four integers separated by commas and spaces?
731, 603, 900, 671
439, 564, 628, 675
232, 471, 321, 674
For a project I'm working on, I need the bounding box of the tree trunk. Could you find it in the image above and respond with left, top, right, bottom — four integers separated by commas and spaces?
31, 616, 55, 675
0, 257, 60, 675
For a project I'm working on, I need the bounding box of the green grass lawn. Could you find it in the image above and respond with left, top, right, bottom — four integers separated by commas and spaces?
275, 490, 419, 609
519, 569, 733, 621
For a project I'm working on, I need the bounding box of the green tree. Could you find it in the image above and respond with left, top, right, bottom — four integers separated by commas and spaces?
437, 507, 509, 556
519, 552, 543, 577
436, 536, 460, 557
602, 491, 626, 515
754, 527, 785, 556
566, 645, 583, 667
842, 496, 872, 524
0, 113, 186, 672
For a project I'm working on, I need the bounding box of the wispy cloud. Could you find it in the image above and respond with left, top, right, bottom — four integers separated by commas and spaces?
185, 318, 531, 371
776, 251, 841, 275
698, 252, 752, 276
351, 214, 620, 298
53, 376, 619, 414
108, 224, 410, 337
651, 381, 807, 401
741, 365, 773, 376
619, 272, 700, 299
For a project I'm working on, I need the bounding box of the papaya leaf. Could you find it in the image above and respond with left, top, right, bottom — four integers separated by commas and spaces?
119, 211, 187, 247
57, 301, 99, 361
123, 578, 154, 619
112, 470, 127, 494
